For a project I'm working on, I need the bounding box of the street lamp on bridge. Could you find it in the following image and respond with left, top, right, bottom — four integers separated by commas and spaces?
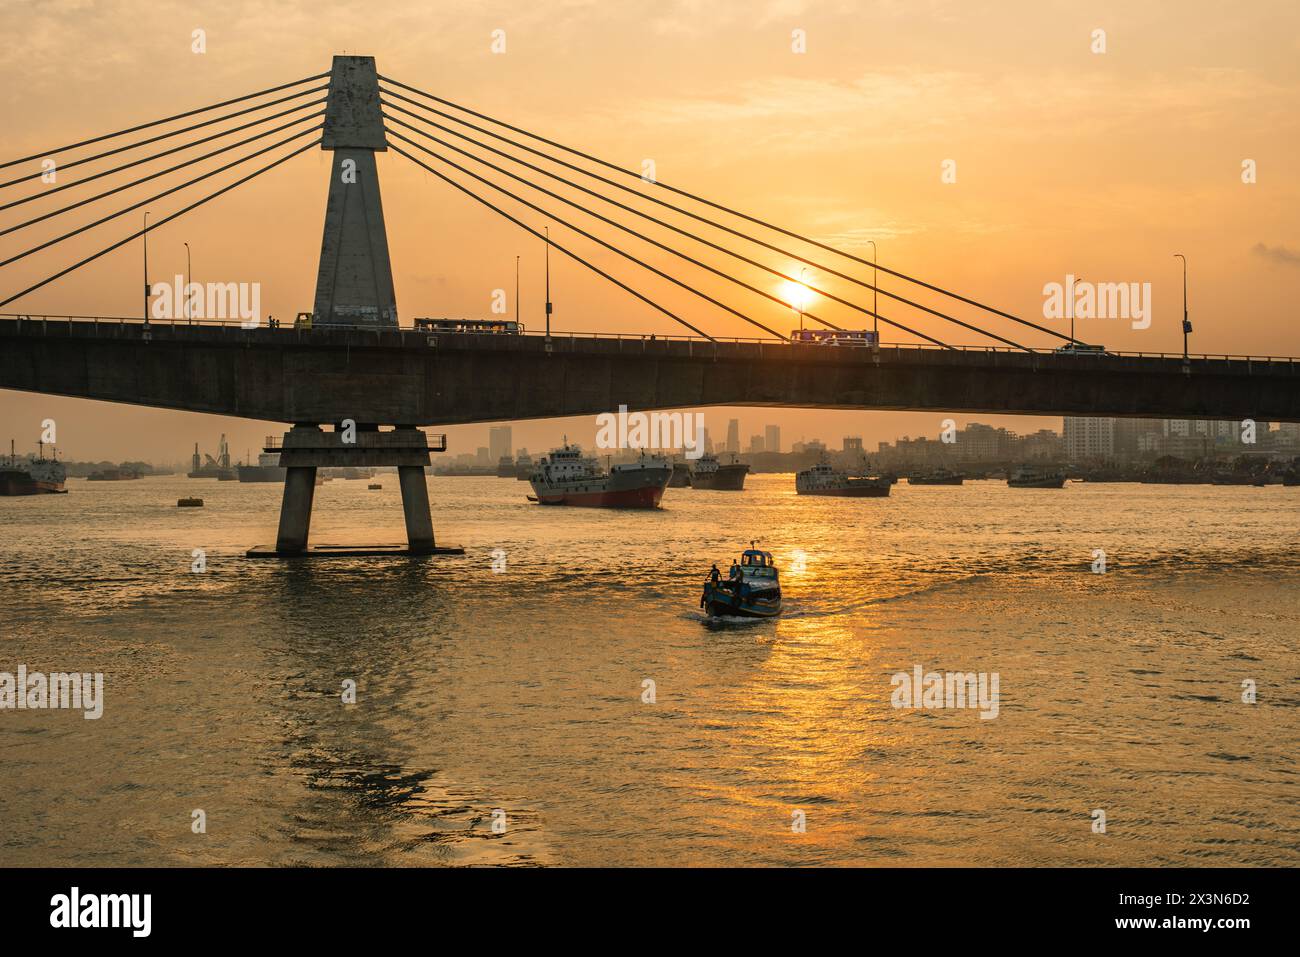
544, 225, 553, 341
142, 211, 150, 328
1174, 253, 1192, 359
798, 266, 809, 332
865, 239, 878, 343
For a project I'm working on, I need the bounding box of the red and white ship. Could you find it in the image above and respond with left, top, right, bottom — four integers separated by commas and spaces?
1, 440, 68, 495
528, 444, 672, 508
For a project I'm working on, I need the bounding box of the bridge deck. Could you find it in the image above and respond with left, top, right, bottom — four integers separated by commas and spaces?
2, 316, 1297, 425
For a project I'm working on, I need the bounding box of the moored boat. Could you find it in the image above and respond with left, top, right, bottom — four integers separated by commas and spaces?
0, 440, 67, 495
528, 444, 671, 507
689, 452, 749, 490
907, 468, 965, 486
795, 460, 890, 496
86, 468, 142, 481
701, 546, 782, 618
1007, 465, 1066, 488
187, 436, 236, 480
238, 442, 287, 482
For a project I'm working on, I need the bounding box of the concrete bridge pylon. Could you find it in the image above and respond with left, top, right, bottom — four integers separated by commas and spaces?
313, 55, 398, 330
247, 57, 461, 559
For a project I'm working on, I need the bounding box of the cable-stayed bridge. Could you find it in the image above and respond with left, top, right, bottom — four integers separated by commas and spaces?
1, 55, 1297, 554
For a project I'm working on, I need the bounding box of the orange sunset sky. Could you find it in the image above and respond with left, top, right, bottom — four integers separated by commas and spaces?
1, 0, 1298, 461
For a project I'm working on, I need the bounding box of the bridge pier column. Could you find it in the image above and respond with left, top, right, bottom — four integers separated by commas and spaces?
398, 465, 435, 553
247, 424, 462, 559
275, 466, 318, 553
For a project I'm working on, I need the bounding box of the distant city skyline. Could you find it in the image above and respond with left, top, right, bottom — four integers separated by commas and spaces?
29, 409, 1300, 469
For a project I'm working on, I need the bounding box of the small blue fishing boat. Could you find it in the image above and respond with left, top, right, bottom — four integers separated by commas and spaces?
700, 545, 782, 618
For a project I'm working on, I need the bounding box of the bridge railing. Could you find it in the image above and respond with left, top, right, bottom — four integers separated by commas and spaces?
2, 312, 1297, 365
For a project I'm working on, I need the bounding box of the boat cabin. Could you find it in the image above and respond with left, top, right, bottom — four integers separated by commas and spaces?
738, 549, 779, 581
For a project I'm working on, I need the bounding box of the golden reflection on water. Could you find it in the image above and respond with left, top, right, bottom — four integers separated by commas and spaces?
2, 475, 1298, 865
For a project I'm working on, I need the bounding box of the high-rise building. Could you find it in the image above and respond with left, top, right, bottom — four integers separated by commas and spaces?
748, 435, 765, 453
1063, 417, 1115, 462
958, 423, 1012, 461
843, 436, 863, 453
764, 425, 781, 454
725, 419, 740, 454
488, 425, 513, 463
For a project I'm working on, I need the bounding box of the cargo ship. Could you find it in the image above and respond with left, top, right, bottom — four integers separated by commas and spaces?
86, 467, 142, 481
1007, 465, 1066, 489
528, 444, 672, 507
795, 460, 890, 497
237, 441, 287, 482
689, 452, 749, 490
668, 461, 692, 487
1, 440, 68, 495
907, 468, 965, 486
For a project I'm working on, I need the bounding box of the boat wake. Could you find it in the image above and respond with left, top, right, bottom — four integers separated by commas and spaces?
780, 573, 994, 619
682, 610, 774, 628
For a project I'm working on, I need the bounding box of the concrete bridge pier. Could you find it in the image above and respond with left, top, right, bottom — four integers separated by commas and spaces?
247, 425, 463, 559
275, 465, 318, 553
397, 465, 436, 551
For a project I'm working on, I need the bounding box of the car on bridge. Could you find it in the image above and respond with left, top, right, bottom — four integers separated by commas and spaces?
414, 318, 524, 334
789, 328, 879, 347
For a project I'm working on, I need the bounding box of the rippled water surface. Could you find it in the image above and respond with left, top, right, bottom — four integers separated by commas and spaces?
2, 474, 1297, 866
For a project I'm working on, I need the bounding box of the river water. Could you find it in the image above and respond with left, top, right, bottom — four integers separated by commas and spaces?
1, 473, 1296, 866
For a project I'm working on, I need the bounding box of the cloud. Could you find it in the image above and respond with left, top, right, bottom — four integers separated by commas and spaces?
1252, 243, 1300, 268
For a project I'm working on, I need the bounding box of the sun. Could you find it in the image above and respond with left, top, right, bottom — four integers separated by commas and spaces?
778, 279, 815, 310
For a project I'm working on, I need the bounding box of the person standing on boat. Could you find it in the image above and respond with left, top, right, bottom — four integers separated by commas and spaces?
709, 564, 721, 584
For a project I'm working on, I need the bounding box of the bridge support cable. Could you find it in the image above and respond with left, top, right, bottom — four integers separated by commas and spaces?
386, 109, 977, 350
388, 122, 832, 336
0, 139, 320, 308
0, 125, 324, 268
0, 83, 330, 190
379, 76, 1074, 347
389, 144, 715, 341
0, 98, 329, 214
1, 111, 326, 237
387, 133, 788, 341
381, 88, 1023, 349
0, 72, 330, 171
